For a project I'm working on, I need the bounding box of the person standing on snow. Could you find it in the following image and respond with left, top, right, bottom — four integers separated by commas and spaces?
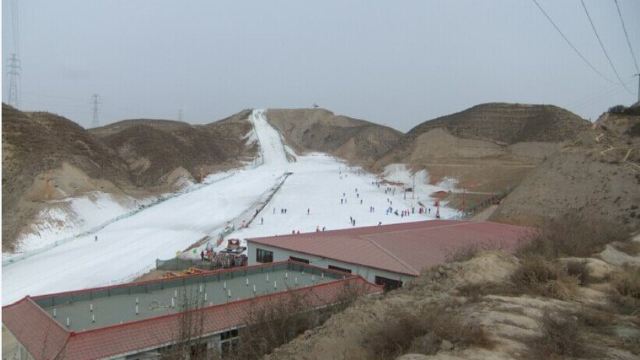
200, 250, 205, 261
307, 208, 310, 215
261, 217, 264, 225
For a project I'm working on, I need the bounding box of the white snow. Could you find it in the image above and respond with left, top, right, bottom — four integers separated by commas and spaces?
9, 193, 135, 255
2, 110, 458, 305
205, 155, 460, 255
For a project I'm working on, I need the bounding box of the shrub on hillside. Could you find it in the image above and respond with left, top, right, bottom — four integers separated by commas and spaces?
610, 266, 640, 316
529, 313, 592, 359
516, 213, 628, 259
627, 122, 640, 137
363, 304, 492, 359
510, 256, 578, 300
444, 244, 482, 263
608, 105, 627, 114
566, 260, 591, 286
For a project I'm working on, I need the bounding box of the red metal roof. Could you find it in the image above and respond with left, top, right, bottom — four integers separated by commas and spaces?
2, 297, 71, 360
3, 262, 381, 360
247, 220, 533, 276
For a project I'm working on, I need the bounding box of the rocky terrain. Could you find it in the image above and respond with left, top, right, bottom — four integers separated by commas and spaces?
1, 105, 256, 252
491, 109, 640, 231
266, 108, 403, 166
265, 229, 640, 360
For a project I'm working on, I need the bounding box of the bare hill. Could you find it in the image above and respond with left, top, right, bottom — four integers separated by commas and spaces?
374, 103, 590, 207
2, 104, 132, 251
265, 108, 402, 165
405, 102, 589, 145
2, 105, 255, 251
491, 110, 640, 231
90, 109, 255, 187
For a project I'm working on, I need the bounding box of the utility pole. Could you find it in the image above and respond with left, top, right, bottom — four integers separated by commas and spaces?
91, 94, 100, 128
7, 53, 21, 107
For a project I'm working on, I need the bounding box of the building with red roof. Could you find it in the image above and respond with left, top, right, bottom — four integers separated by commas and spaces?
247, 220, 532, 289
2, 261, 381, 360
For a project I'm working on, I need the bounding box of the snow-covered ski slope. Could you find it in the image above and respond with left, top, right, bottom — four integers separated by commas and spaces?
2, 110, 457, 305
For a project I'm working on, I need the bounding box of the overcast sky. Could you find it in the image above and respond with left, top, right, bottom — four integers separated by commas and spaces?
2, 0, 639, 131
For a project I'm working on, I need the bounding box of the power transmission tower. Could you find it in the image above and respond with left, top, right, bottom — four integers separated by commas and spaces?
7, 53, 21, 107
91, 94, 100, 128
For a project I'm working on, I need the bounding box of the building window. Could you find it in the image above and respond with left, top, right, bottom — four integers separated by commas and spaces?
289, 256, 309, 264
256, 248, 273, 263
375, 276, 403, 291
220, 329, 240, 356
328, 265, 352, 274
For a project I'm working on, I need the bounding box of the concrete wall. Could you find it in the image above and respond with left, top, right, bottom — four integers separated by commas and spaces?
247, 243, 413, 285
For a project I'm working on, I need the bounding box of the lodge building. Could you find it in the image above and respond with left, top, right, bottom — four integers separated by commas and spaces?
247, 220, 531, 290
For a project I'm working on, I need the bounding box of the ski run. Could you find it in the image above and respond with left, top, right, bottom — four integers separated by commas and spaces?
2, 110, 458, 305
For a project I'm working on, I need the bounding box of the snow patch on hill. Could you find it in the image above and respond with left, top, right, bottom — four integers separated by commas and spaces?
12, 193, 137, 254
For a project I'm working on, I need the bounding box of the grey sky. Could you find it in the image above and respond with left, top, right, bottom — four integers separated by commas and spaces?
3, 0, 639, 132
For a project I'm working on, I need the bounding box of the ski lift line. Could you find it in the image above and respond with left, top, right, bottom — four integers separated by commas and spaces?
614, 0, 640, 73
580, 0, 634, 96
530, 0, 616, 85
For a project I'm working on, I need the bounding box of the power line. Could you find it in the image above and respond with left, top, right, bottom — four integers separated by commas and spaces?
530, 0, 616, 84
11, 0, 20, 55
580, 0, 634, 96
614, 0, 639, 73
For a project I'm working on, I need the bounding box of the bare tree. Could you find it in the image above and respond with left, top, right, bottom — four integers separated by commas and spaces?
162, 285, 208, 360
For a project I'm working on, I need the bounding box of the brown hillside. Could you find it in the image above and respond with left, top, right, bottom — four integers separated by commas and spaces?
265, 108, 402, 165
405, 102, 589, 145
374, 104, 589, 206
491, 111, 640, 231
2, 106, 256, 252
90, 110, 254, 187
2, 104, 132, 251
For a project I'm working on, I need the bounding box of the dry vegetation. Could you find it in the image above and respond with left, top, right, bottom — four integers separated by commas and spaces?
516, 213, 628, 259
225, 283, 365, 360
363, 304, 492, 359
610, 265, 640, 316
527, 313, 593, 359
510, 255, 578, 300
